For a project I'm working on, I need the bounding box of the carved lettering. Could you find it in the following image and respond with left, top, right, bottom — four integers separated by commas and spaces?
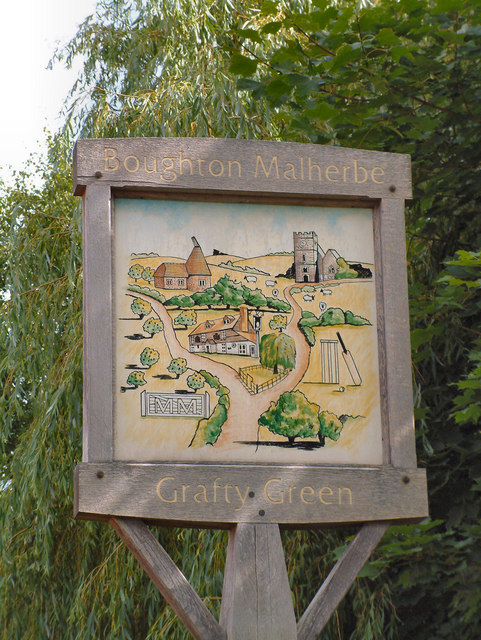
124, 154, 140, 172
371, 166, 385, 183
326, 165, 339, 182
209, 159, 224, 177
104, 147, 120, 171
156, 476, 177, 503
354, 159, 368, 183
255, 155, 279, 179
264, 477, 284, 503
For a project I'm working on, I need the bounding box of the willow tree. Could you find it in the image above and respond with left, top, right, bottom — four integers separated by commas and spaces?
0, 2, 280, 639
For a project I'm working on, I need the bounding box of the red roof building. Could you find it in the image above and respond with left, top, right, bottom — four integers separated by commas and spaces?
154, 237, 212, 291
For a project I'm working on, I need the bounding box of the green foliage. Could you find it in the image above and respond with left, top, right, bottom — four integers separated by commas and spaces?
335, 257, 358, 279
141, 266, 154, 283
174, 308, 197, 328
167, 357, 188, 378
142, 316, 164, 337
242, 285, 267, 308
318, 410, 343, 445
258, 390, 319, 443
139, 347, 159, 368
128, 263, 143, 281
298, 307, 370, 345
259, 332, 296, 373
165, 294, 195, 309
269, 313, 287, 331
213, 275, 245, 309
3, 0, 481, 637
130, 297, 151, 318
191, 287, 222, 308
126, 370, 146, 388
186, 372, 205, 390
128, 283, 166, 303
190, 370, 230, 446
231, 1, 481, 636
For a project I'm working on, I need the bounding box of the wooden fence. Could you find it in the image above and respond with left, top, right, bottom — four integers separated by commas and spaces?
239, 365, 289, 394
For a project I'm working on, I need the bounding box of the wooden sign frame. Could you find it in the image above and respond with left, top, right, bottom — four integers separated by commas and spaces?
73, 137, 428, 639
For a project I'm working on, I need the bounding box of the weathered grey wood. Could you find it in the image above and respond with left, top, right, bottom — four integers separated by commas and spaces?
110, 517, 226, 640
75, 463, 428, 525
378, 199, 417, 467
73, 138, 412, 200
220, 524, 296, 640
297, 522, 389, 640
83, 184, 113, 462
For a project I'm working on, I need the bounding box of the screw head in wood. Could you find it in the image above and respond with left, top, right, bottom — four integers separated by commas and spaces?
402, 474, 410, 484
389, 184, 396, 192
96, 470, 104, 478
249, 491, 255, 498
258, 509, 265, 516
94, 171, 103, 179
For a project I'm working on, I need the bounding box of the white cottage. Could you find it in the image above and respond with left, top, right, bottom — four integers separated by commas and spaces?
188, 305, 258, 357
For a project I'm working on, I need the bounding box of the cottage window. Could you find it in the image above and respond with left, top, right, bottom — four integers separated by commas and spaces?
166, 278, 173, 285
178, 279, 185, 285
199, 279, 206, 286
302, 254, 306, 261
303, 267, 308, 273
239, 344, 247, 354
201, 334, 206, 342
195, 336, 200, 343
221, 330, 226, 340
213, 333, 220, 341
328, 265, 335, 274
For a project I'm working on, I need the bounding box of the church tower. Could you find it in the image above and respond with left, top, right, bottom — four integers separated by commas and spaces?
293, 231, 319, 282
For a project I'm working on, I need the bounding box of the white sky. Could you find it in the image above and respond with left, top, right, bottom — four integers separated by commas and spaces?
0, 0, 98, 183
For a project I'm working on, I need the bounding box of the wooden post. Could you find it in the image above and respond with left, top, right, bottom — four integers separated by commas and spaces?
220, 524, 297, 640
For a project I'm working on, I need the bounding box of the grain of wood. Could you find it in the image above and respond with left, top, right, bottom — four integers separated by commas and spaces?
220, 524, 296, 640
83, 184, 113, 462
111, 517, 226, 640
297, 522, 389, 640
75, 463, 428, 525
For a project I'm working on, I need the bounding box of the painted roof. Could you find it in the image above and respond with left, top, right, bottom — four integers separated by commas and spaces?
155, 263, 188, 278
185, 245, 212, 276
189, 312, 256, 344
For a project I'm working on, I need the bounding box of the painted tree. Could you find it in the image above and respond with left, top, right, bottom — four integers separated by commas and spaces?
130, 297, 151, 319
269, 314, 287, 332
166, 295, 195, 309
242, 286, 267, 309
167, 357, 188, 379
186, 372, 205, 391
126, 370, 146, 389
139, 347, 160, 369
213, 276, 245, 309
258, 391, 318, 444
142, 266, 155, 283
259, 333, 296, 374
174, 309, 197, 329
142, 317, 163, 338
191, 288, 222, 308
318, 411, 343, 446
128, 263, 143, 282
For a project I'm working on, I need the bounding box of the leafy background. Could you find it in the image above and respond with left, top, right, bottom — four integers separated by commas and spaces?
1, 0, 480, 638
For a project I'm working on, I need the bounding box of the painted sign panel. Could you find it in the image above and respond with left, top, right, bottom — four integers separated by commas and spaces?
114, 198, 382, 465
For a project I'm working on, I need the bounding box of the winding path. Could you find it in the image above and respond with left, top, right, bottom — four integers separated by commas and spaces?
133, 284, 316, 447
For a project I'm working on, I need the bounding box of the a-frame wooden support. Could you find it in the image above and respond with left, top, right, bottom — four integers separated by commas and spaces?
111, 518, 389, 640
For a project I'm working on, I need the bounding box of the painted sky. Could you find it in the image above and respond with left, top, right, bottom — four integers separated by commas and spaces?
115, 199, 375, 265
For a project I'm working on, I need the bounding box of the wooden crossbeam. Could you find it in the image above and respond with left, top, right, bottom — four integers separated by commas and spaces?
297, 522, 389, 640
110, 518, 226, 640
